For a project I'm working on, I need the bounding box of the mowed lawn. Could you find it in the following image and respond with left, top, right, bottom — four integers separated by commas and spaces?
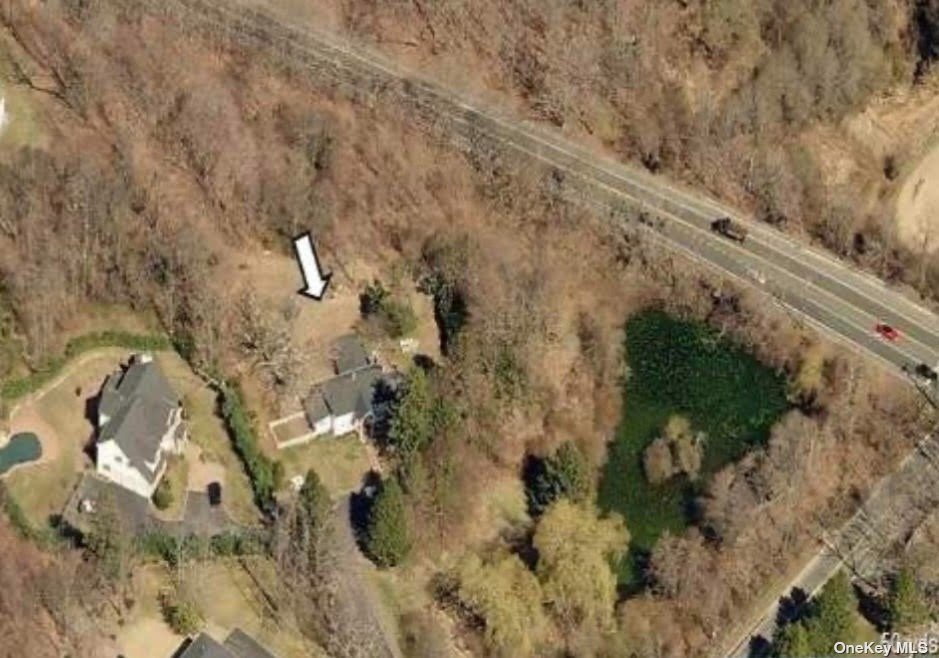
5, 348, 132, 525
599, 310, 788, 587
277, 434, 373, 496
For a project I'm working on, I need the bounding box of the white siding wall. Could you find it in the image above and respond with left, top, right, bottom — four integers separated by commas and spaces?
332, 412, 356, 436
312, 416, 333, 437
96, 441, 161, 498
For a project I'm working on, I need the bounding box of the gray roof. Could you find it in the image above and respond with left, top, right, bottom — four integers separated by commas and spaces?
223, 629, 279, 658
304, 389, 330, 424
176, 633, 233, 658
97, 356, 179, 480
321, 365, 383, 420
334, 334, 370, 375
173, 630, 279, 658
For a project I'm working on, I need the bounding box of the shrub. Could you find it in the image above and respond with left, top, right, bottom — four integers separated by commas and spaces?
360, 279, 418, 338
381, 299, 418, 338
0, 482, 33, 540
152, 478, 174, 511
360, 279, 389, 316
160, 590, 202, 635
272, 460, 286, 492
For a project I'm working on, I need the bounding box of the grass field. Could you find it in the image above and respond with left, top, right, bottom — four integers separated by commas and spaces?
598, 310, 788, 587
277, 434, 372, 496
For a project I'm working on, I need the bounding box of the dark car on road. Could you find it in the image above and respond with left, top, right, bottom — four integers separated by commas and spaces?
711, 217, 748, 242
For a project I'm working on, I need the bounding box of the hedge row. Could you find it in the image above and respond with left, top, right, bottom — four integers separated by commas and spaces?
219, 384, 277, 508
1, 331, 171, 401
137, 529, 267, 566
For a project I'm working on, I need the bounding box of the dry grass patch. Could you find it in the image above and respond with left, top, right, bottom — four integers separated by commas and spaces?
118, 561, 324, 658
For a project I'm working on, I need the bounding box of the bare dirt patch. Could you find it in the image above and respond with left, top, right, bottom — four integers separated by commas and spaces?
115, 617, 182, 658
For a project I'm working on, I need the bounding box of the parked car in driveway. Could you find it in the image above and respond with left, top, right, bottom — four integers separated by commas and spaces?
207, 481, 222, 507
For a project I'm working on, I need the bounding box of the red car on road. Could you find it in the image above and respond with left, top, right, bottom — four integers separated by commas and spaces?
874, 323, 900, 341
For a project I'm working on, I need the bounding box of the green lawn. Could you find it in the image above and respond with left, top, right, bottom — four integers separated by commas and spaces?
277, 434, 372, 496
598, 310, 788, 587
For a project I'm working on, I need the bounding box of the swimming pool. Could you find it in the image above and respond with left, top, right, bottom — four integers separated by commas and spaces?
0, 432, 42, 475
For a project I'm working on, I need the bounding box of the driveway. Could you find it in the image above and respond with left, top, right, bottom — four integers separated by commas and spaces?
63, 472, 241, 538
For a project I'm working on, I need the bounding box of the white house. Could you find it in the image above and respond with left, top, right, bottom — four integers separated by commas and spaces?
95, 354, 187, 498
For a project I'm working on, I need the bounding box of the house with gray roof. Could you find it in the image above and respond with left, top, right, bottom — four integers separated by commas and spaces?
173, 629, 278, 658
277, 335, 390, 447
95, 354, 187, 498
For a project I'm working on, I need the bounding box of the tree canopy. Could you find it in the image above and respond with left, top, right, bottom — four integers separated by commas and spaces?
533, 500, 628, 631
388, 367, 435, 458
453, 551, 547, 657
772, 571, 858, 657
886, 568, 930, 632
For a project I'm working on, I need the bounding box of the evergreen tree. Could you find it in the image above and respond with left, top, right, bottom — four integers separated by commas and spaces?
299, 468, 331, 529
526, 441, 593, 515
772, 571, 858, 657
366, 477, 412, 567
886, 568, 930, 631
773, 622, 812, 658
388, 368, 434, 457
808, 571, 857, 649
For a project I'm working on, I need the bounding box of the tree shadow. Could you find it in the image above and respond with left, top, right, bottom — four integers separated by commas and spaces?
775, 586, 809, 627
349, 470, 382, 548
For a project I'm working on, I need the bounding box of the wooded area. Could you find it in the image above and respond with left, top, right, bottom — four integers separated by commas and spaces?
0, 1, 935, 657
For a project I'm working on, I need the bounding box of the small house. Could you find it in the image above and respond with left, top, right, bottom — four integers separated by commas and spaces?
302, 335, 387, 439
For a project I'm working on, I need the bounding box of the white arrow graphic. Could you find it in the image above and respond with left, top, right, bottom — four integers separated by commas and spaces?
292, 231, 332, 301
